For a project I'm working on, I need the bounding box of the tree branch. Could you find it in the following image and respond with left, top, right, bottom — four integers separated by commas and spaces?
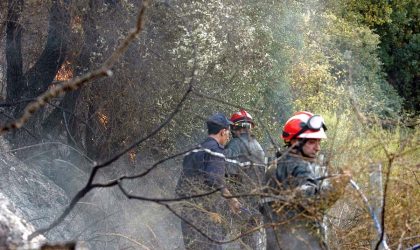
23, 0, 70, 100
0, 0, 149, 135
118, 182, 222, 203
27, 2, 203, 238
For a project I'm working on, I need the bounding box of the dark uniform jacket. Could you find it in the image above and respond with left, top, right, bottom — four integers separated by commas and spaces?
273, 153, 331, 198
175, 137, 228, 250
224, 133, 266, 249
176, 137, 226, 195
263, 152, 334, 250
225, 133, 265, 185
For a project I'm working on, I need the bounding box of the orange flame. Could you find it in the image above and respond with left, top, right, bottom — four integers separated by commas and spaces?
98, 112, 109, 127
55, 61, 73, 81
71, 16, 82, 32
129, 150, 137, 164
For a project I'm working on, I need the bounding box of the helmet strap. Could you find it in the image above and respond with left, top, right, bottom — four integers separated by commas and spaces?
291, 138, 311, 157
297, 138, 318, 158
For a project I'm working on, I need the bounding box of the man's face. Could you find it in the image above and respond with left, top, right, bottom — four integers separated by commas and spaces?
301, 138, 321, 158
220, 128, 231, 145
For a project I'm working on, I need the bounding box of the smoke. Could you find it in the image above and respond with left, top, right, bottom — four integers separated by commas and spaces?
0, 133, 187, 249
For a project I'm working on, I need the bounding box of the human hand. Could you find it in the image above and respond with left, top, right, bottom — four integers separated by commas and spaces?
331, 170, 352, 188
339, 170, 352, 182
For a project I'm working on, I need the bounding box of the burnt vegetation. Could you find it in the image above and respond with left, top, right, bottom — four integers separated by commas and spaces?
0, 0, 419, 249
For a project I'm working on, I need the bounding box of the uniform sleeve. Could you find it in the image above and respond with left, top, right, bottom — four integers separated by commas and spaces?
295, 164, 341, 211
227, 137, 265, 163
290, 163, 319, 196
204, 148, 226, 188
252, 141, 266, 164
276, 159, 319, 197
225, 140, 240, 176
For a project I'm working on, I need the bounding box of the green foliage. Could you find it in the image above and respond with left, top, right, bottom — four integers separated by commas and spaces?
287, 7, 402, 117
137, 0, 297, 153
324, 112, 420, 249
75, 0, 405, 158
332, 0, 420, 112
375, 0, 420, 112
1, 0, 419, 248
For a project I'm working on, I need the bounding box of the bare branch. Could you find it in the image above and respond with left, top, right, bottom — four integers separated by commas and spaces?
412, 170, 420, 186
190, 89, 281, 152
162, 201, 285, 245
345, 53, 394, 250
94, 233, 151, 250
26, 1, 151, 239
375, 158, 394, 250
93, 80, 193, 173
396, 221, 408, 250
0, 111, 39, 140
93, 147, 199, 188
28, 79, 194, 239
2, 141, 93, 164
28, 0, 204, 239
191, 89, 260, 113
0, 0, 150, 135
44, 100, 95, 133
118, 182, 222, 203
349, 180, 383, 236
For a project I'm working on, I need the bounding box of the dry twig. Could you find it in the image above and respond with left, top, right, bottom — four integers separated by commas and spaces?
0, 0, 150, 135
28, 0, 152, 239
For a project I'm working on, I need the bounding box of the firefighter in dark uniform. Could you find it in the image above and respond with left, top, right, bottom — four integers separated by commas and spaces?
225, 109, 265, 249
176, 113, 241, 250
262, 111, 351, 250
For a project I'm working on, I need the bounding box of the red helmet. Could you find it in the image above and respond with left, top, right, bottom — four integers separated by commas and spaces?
281, 111, 327, 142
230, 109, 255, 128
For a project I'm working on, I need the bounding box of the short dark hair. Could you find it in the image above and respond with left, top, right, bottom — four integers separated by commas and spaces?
207, 122, 225, 135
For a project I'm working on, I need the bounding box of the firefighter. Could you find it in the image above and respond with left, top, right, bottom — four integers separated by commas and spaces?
225, 109, 266, 249
176, 113, 241, 250
262, 111, 351, 250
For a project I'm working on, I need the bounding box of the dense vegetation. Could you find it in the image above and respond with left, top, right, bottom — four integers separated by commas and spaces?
0, 0, 418, 248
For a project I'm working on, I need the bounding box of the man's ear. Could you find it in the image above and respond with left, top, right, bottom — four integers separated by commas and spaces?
218, 129, 224, 136
221, 129, 229, 136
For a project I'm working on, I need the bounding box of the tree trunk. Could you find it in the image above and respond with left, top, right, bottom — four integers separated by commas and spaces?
5, 0, 24, 104
19, 0, 70, 116
5, 0, 70, 146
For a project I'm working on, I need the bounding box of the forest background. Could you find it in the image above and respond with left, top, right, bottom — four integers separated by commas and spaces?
0, 0, 419, 249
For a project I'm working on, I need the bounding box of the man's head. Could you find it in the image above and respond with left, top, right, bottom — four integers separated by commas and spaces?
281, 111, 327, 158
207, 113, 233, 145
229, 109, 255, 136
290, 138, 321, 158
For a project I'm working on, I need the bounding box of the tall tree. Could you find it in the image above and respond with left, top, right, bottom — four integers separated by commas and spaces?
334, 0, 419, 112
5, 0, 70, 144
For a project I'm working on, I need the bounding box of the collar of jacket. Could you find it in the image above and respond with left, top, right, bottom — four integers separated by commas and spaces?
237, 132, 254, 140
205, 136, 225, 149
